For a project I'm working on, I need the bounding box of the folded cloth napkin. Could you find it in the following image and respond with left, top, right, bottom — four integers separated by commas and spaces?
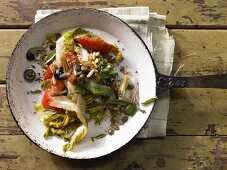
35, 7, 175, 138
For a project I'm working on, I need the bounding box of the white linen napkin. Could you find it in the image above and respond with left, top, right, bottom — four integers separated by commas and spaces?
35, 7, 175, 138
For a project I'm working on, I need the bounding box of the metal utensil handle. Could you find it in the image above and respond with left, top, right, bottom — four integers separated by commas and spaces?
157, 74, 227, 93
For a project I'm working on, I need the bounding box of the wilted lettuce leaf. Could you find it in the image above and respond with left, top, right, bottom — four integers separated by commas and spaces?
63, 124, 88, 152
63, 30, 75, 55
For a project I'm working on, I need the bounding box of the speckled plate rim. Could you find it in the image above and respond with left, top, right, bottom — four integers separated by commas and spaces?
6, 8, 157, 159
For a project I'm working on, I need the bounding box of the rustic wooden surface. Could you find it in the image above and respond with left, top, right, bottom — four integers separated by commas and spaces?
0, 1, 227, 170
0, 0, 226, 28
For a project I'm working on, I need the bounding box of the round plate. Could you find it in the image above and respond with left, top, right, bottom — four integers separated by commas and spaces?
6, 8, 156, 159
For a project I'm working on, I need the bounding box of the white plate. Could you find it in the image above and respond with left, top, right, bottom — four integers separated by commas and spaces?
6, 8, 157, 159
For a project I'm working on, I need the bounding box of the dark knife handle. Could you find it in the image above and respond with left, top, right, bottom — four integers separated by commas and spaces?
157, 74, 227, 93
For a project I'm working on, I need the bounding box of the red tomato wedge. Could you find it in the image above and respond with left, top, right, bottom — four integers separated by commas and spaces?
43, 66, 53, 80
42, 80, 65, 112
76, 35, 113, 53
66, 51, 78, 63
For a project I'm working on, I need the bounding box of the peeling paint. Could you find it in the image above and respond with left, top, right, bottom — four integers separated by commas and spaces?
0, 154, 19, 160
88, 1, 108, 6
193, 0, 205, 5
205, 124, 217, 135
201, 13, 224, 21
182, 16, 194, 24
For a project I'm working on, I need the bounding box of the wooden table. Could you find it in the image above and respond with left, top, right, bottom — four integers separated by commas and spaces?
0, 1, 227, 169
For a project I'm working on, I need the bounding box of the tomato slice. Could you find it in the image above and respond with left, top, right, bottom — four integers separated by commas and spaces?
42, 80, 65, 112
66, 51, 78, 63
43, 66, 53, 80
76, 35, 113, 53
52, 80, 65, 91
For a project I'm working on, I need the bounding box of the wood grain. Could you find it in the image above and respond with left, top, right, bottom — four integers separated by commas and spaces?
1, 29, 227, 135
0, 0, 226, 28
0, 29, 227, 82
0, 135, 227, 170
1, 85, 227, 136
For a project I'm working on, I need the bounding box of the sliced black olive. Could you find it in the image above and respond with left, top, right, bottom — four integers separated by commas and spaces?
74, 63, 82, 72
26, 51, 35, 61
54, 67, 64, 80
24, 69, 36, 82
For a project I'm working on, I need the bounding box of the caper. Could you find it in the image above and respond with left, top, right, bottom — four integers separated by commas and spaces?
111, 125, 120, 130
24, 69, 36, 82
121, 116, 128, 124
107, 128, 114, 135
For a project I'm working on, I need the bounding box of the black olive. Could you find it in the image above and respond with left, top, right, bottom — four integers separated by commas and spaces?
24, 69, 36, 82
74, 63, 82, 72
49, 44, 55, 51
54, 67, 64, 80
26, 51, 35, 61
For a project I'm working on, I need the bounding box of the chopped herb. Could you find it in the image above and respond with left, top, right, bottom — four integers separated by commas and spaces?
139, 109, 146, 114
125, 104, 137, 117
98, 57, 117, 80
74, 84, 88, 95
29, 89, 42, 94
85, 82, 111, 96
107, 98, 133, 106
142, 97, 158, 105
95, 111, 104, 124
91, 134, 106, 142
27, 47, 44, 53
43, 49, 56, 66
51, 90, 68, 96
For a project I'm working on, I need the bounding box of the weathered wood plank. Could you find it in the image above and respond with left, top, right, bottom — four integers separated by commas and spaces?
1, 29, 227, 135
0, 85, 21, 135
0, 0, 226, 28
170, 30, 227, 76
0, 29, 227, 82
1, 82, 227, 136
0, 135, 227, 169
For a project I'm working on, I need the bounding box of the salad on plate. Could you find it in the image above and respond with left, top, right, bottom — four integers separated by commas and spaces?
24, 27, 153, 152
